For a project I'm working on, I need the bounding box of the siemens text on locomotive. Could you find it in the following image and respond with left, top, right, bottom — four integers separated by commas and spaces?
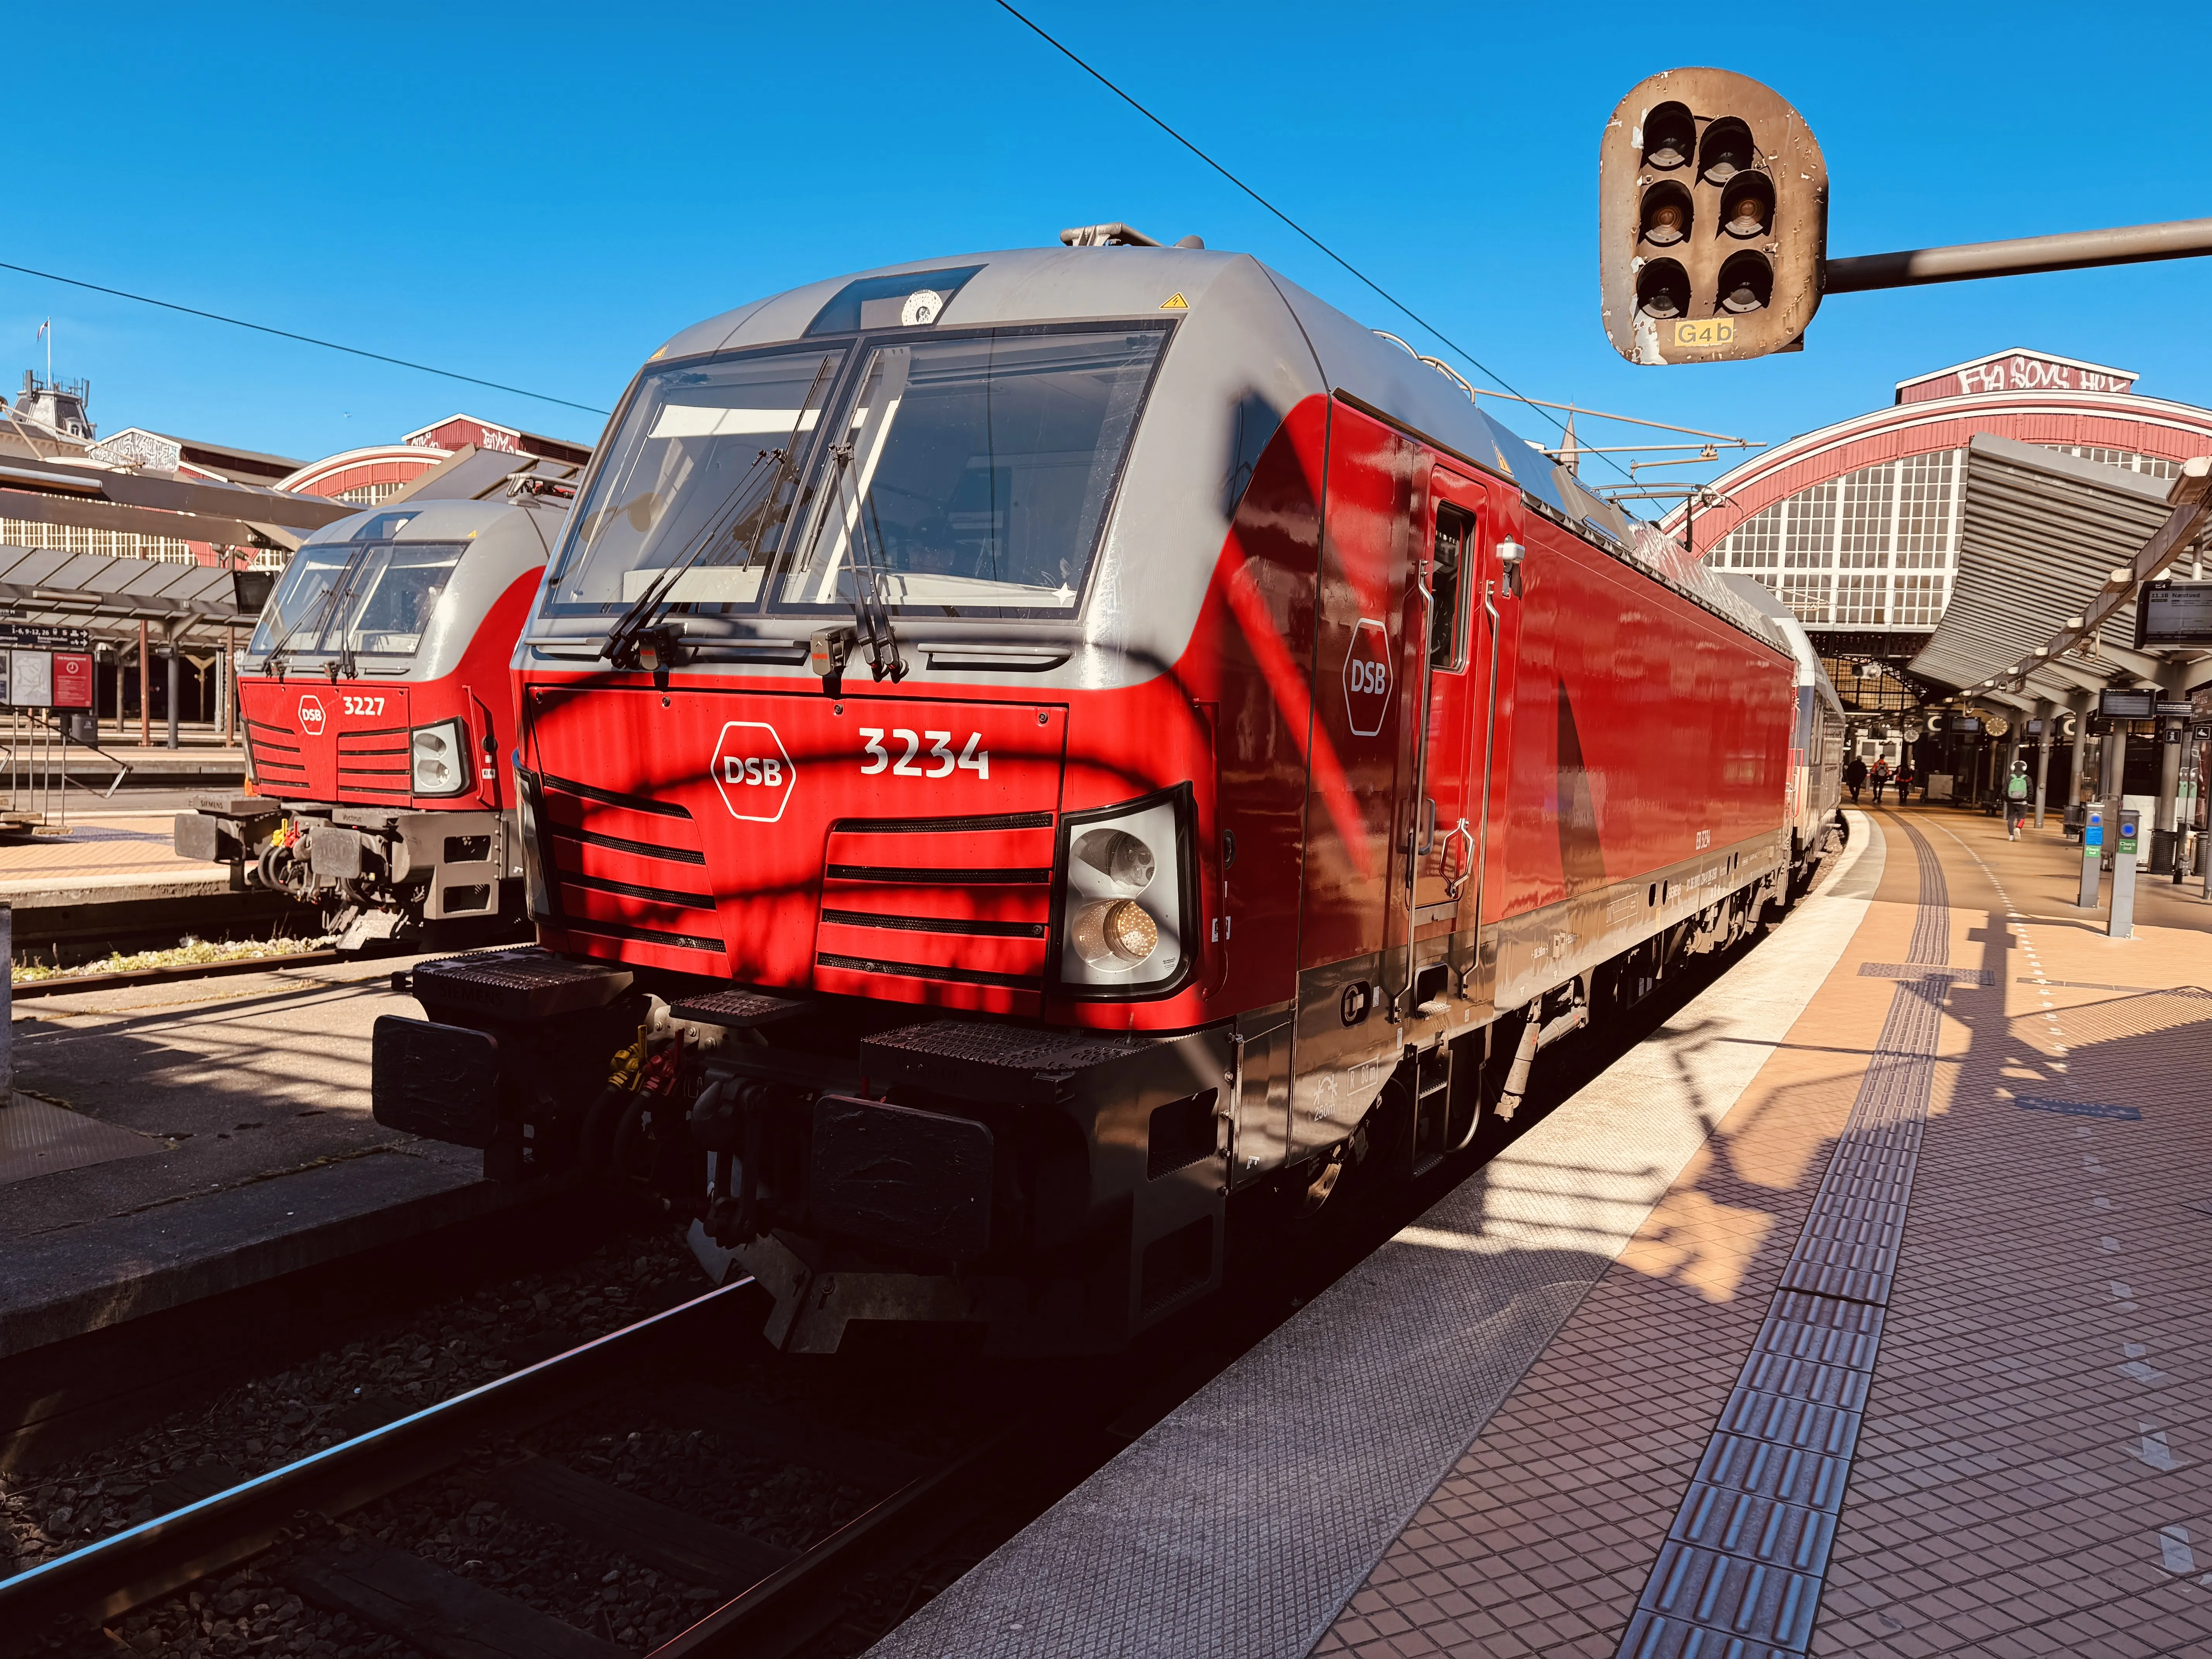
177, 450, 581, 953
374, 236, 1844, 1352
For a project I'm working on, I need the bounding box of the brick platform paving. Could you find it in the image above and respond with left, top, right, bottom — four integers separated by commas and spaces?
0, 814, 206, 886
1315, 807, 2212, 1659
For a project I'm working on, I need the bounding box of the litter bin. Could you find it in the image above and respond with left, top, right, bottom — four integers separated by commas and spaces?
63, 711, 98, 745
2150, 827, 2177, 876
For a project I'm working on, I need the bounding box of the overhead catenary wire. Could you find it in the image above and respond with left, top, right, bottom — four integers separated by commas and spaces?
989, 0, 1637, 487
0, 259, 608, 419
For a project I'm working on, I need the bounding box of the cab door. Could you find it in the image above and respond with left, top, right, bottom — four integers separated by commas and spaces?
1288, 405, 1417, 1163
1411, 473, 1483, 923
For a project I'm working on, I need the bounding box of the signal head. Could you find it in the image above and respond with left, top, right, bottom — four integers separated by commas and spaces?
1599, 68, 1829, 364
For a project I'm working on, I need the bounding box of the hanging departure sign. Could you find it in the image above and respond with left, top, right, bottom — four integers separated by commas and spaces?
0, 622, 91, 653
2136, 579, 2212, 649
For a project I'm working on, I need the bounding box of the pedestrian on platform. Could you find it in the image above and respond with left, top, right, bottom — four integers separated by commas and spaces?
1870, 758, 1891, 804
1894, 761, 1916, 805
1844, 754, 1867, 803
2006, 759, 2032, 839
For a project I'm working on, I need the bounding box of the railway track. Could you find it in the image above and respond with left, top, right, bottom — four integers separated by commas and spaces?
0, 1273, 1101, 1659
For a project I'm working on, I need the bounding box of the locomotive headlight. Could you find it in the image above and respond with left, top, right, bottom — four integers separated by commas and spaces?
1053, 789, 1193, 996
410, 719, 470, 797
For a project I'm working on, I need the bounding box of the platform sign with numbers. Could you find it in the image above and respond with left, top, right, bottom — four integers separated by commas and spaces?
0, 622, 90, 653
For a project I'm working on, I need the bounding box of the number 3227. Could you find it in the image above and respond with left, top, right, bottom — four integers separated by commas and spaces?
860, 728, 989, 780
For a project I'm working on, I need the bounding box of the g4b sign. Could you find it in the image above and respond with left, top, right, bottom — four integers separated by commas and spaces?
1343, 618, 1393, 738
1599, 67, 1828, 364
711, 720, 796, 823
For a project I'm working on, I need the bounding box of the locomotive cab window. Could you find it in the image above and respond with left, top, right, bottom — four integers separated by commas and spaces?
540, 346, 847, 619
1430, 502, 1474, 670
249, 538, 464, 660
775, 324, 1170, 617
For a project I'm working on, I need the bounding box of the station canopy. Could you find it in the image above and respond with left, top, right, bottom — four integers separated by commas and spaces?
0, 543, 260, 650
0, 445, 584, 652
1906, 433, 2212, 711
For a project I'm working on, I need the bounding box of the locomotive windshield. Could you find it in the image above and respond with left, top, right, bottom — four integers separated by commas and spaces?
541, 323, 1169, 627
775, 326, 1166, 616
250, 534, 465, 660
543, 348, 846, 617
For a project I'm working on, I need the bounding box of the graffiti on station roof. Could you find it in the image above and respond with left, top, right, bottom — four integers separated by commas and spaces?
1896, 348, 2138, 406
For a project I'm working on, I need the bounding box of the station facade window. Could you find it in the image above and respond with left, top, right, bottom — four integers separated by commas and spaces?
1714, 448, 1965, 633
0, 516, 198, 564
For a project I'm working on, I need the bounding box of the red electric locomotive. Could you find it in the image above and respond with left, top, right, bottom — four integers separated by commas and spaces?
179, 450, 581, 953
376, 236, 1838, 1353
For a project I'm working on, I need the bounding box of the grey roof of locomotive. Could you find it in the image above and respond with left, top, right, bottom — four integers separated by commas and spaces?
243, 491, 567, 684
616, 245, 1783, 687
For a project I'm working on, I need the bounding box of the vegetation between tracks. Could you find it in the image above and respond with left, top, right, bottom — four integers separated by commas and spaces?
10, 935, 333, 986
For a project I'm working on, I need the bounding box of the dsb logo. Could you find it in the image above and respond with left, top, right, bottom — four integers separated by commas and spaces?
709, 720, 796, 824
723, 756, 785, 787
298, 695, 327, 736
1342, 618, 1393, 738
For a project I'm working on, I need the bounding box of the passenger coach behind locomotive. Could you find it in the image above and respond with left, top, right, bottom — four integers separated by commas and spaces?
377, 233, 1841, 1353
178, 449, 582, 954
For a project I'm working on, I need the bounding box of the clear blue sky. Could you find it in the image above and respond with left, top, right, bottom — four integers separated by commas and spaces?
8, 0, 2208, 495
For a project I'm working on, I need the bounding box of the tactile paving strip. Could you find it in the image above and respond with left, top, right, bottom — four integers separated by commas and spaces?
1618, 815, 1950, 1659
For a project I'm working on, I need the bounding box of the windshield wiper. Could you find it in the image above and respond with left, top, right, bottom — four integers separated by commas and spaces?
601, 358, 838, 678
599, 447, 781, 676
263, 553, 361, 685
832, 443, 905, 685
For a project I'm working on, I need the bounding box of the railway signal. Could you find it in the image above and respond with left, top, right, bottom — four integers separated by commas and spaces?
1599, 68, 1828, 366
1602, 69, 2212, 365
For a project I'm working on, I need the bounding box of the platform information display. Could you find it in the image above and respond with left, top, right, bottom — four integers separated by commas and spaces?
2136, 579, 2212, 649
2099, 688, 2157, 720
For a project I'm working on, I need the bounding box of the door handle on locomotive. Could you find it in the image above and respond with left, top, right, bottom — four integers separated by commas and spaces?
1443, 817, 1477, 898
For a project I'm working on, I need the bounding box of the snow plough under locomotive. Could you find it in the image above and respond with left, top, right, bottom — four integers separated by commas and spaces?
374, 237, 1843, 1353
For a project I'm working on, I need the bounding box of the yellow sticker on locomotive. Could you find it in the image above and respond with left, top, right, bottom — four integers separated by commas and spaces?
1670, 319, 1736, 349
1160, 292, 1188, 309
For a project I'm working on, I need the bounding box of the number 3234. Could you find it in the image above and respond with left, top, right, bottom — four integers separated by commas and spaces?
860, 728, 989, 780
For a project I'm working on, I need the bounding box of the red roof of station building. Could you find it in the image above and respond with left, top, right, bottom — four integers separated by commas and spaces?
1668, 350, 2212, 553
402, 413, 592, 466
275, 443, 452, 501
1893, 347, 2138, 405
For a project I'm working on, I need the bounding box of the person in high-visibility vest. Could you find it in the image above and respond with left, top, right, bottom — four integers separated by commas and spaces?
2006, 758, 2032, 840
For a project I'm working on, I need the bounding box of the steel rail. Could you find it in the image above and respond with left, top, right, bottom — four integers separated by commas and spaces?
0, 1277, 756, 1634
647, 1424, 1022, 1659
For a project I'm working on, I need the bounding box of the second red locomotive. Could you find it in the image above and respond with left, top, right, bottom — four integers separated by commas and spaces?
377, 235, 1838, 1352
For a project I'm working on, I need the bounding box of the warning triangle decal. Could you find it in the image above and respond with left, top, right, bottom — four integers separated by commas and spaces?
1159, 293, 1188, 309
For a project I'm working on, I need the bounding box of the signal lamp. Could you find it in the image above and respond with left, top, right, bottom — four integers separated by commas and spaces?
1720, 173, 1774, 239
1642, 101, 1695, 170
1717, 251, 1774, 313
1639, 182, 1693, 247
1635, 259, 1691, 319
1698, 117, 1755, 185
